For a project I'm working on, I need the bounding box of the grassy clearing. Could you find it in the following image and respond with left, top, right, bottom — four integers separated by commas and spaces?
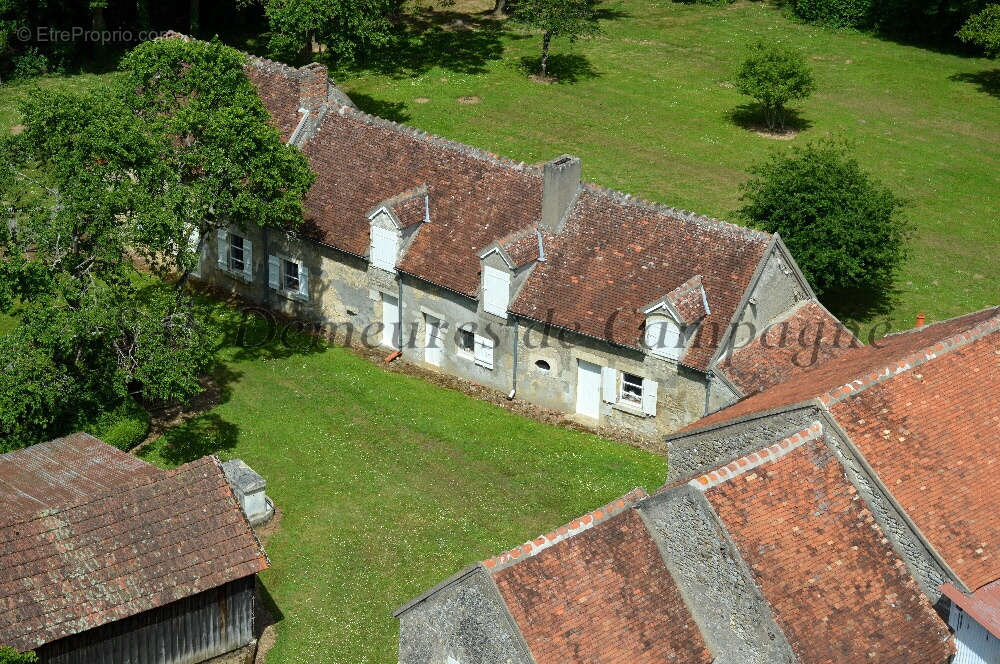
333, 0, 999, 331
138, 310, 665, 663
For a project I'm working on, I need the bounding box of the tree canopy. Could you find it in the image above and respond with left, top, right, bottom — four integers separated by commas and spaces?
512, 0, 602, 78
0, 647, 37, 664
261, 0, 397, 63
737, 141, 909, 311
735, 40, 816, 131
0, 37, 314, 451
957, 3, 1000, 56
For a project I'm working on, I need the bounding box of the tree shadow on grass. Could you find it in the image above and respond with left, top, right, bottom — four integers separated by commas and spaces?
518, 53, 600, 83
728, 103, 813, 136
339, 7, 508, 79
347, 92, 410, 122
820, 282, 901, 325
137, 412, 239, 466
949, 69, 1000, 100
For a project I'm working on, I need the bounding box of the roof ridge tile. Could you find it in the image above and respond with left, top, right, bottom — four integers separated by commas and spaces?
689, 421, 824, 491
818, 313, 1000, 408
482, 487, 647, 573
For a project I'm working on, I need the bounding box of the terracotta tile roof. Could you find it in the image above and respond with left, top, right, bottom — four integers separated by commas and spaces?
701, 434, 953, 663
511, 187, 770, 368
665, 274, 710, 324
245, 58, 303, 142
688, 306, 1000, 430
499, 227, 542, 268
370, 185, 429, 228
0, 433, 160, 519
721, 300, 860, 395
942, 579, 1000, 638
831, 329, 1000, 591
300, 107, 544, 295
0, 454, 269, 652
490, 503, 712, 664
245, 64, 773, 361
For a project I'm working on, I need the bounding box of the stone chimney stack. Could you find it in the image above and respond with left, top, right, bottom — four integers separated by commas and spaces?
540, 155, 581, 233
299, 62, 329, 112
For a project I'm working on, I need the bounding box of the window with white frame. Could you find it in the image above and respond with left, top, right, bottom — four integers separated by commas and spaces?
602, 367, 658, 416
217, 229, 252, 280
621, 372, 643, 404
268, 254, 309, 301
482, 265, 511, 317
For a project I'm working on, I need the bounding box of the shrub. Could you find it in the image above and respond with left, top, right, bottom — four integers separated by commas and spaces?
86, 397, 152, 451
10, 48, 48, 82
735, 40, 816, 131
737, 141, 909, 302
957, 3, 1000, 56
790, 0, 873, 28
0, 647, 37, 664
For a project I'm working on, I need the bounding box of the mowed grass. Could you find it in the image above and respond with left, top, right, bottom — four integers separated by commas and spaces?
139, 316, 665, 663
334, 0, 999, 331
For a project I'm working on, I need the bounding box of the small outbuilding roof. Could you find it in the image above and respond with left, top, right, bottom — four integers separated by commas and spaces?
0, 439, 269, 652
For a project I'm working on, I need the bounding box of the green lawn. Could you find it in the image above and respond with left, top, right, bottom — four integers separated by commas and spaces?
331, 0, 999, 331
139, 316, 665, 663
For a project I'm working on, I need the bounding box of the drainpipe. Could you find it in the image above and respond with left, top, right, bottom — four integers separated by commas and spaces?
509, 317, 519, 399
703, 370, 714, 416
397, 275, 404, 354
262, 226, 271, 309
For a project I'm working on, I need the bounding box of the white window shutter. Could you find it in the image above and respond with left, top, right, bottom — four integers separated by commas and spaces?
648, 318, 682, 361
474, 335, 495, 370
601, 367, 617, 403
483, 266, 511, 317
370, 226, 398, 272
298, 264, 309, 300
217, 229, 228, 269
188, 228, 202, 278
243, 237, 253, 279
268, 255, 280, 290
641, 378, 658, 416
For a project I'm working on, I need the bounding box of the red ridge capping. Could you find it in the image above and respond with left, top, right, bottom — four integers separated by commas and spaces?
482, 488, 647, 573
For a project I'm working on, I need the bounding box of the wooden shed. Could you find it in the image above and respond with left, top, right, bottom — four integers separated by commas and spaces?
0, 433, 270, 663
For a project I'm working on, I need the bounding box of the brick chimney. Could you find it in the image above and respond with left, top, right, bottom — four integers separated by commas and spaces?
540, 155, 581, 233
298, 62, 329, 112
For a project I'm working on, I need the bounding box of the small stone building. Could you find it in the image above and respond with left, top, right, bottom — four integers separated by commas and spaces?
180, 35, 841, 438
0, 433, 270, 663
398, 306, 1000, 663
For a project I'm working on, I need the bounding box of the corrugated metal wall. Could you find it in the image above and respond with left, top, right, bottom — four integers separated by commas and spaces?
38, 576, 256, 664
949, 603, 1000, 664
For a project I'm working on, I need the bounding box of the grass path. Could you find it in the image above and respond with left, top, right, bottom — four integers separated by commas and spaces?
138, 323, 665, 662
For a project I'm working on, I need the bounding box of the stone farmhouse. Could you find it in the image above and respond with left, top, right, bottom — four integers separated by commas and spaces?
186, 39, 846, 437
0, 433, 270, 663
396, 306, 1000, 663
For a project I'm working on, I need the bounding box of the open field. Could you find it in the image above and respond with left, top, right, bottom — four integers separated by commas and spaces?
3, 0, 996, 331
138, 311, 665, 662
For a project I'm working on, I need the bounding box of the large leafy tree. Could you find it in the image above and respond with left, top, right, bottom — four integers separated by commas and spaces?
735, 40, 816, 131
261, 0, 397, 63
737, 141, 909, 309
0, 646, 37, 663
958, 3, 1000, 56
0, 37, 314, 451
513, 0, 602, 78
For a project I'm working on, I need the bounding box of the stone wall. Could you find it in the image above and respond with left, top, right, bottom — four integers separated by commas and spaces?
396, 566, 533, 664
637, 489, 795, 664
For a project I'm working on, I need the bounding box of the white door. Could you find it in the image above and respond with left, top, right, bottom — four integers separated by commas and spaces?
576, 360, 602, 419
381, 294, 400, 349
424, 314, 443, 366
950, 604, 1000, 664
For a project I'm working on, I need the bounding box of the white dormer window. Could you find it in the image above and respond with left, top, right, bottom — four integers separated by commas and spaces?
482, 265, 511, 317
370, 225, 399, 273
645, 316, 682, 361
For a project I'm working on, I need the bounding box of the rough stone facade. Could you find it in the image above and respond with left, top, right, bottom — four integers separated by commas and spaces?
637, 488, 795, 664
395, 566, 533, 664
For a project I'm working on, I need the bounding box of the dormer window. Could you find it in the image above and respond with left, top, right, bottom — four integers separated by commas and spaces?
482, 265, 511, 317
370, 225, 400, 273
645, 316, 682, 361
